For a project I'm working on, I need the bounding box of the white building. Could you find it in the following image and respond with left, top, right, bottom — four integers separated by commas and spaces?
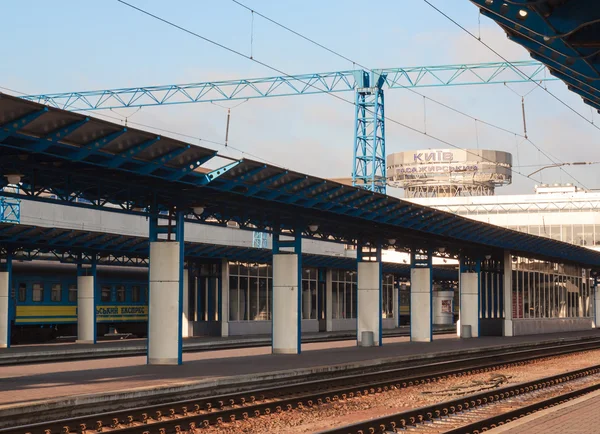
408, 183, 600, 252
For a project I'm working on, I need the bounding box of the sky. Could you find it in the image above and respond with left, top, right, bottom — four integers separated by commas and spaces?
2, 0, 599, 197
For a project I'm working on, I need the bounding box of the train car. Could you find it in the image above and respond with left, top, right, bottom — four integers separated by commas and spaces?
10, 262, 148, 343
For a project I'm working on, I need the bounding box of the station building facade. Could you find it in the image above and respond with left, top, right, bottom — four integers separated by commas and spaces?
408, 184, 598, 335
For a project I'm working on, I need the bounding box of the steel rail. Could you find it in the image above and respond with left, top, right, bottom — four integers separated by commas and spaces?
319, 364, 600, 434
5, 338, 600, 434
442, 382, 600, 434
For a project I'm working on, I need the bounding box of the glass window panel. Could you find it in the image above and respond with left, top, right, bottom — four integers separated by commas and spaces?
574, 225, 585, 246
310, 280, 317, 320
258, 277, 268, 320
249, 277, 259, 319
332, 282, 339, 319
584, 225, 594, 246
550, 225, 561, 241
239, 276, 249, 320
563, 225, 574, 244
68, 284, 77, 302
101, 286, 112, 302
229, 263, 239, 276
345, 281, 353, 319
116, 285, 126, 302
528, 226, 539, 236
259, 265, 268, 277
229, 276, 239, 321
32, 283, 44, 302
18, 283, 26, 302
132, 285, 141, 303
51, 283, 62, 302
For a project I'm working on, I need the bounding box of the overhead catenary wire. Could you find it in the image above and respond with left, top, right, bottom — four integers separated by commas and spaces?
115, 0, 549, 185
229, 0, 589, 188
231, 0, 537, 140
422, 0, 592, 190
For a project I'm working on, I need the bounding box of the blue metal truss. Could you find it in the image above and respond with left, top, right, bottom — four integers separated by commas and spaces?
20, 60, 555, 195
252, 231, 268, 248
0, 187, 20, 224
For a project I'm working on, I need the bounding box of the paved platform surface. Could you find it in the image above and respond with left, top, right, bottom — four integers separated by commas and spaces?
5, 325, 443, 354
0, 326, 455, 365
1, 330, 599, 409
490, 389, 600, 434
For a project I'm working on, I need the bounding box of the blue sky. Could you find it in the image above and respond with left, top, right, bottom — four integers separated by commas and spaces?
2, 1, 599, 195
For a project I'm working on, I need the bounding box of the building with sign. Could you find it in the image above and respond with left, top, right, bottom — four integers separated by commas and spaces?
387, 149, 512, 197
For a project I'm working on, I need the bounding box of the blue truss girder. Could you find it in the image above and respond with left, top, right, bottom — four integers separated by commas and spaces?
107, 136, 161, 169
0, 108, 48, 140
70, 129, 127, 161
20, 60, 555, 111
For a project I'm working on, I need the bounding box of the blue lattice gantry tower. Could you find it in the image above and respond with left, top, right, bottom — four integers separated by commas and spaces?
353, 70, 387, 194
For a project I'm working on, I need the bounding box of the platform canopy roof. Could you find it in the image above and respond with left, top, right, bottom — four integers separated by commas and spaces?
0, 223, 457, 280
470, 0, 600, 112
1, 93, 600, 268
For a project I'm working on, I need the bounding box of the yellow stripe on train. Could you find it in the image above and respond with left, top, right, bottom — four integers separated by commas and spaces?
15, 305, 148, 323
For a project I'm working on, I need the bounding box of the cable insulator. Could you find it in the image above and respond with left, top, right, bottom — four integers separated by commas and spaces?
521, 97, 528, 139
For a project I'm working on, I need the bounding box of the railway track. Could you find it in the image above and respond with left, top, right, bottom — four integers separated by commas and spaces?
5, 337, 600, 434
321, 364, 600, 434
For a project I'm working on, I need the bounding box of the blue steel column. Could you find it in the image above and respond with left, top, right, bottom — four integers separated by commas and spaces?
1, 252, 13, 348
147, 211, 157, 365
175, 210, 184, 365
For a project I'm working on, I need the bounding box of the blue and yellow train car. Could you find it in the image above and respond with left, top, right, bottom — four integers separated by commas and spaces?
10, 262, 148, 343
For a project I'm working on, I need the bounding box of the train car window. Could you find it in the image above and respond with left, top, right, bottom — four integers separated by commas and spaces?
68, 284, 77, 302
51, 283, 62, 302
101, 286, 112, 302
32, 283, 44, 302
116, 285, 126, 302
132, 285, 141, 302
18, 283, 26, 302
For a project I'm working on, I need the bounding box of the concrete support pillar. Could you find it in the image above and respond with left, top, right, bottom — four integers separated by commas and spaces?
76, 266, 96, 344
410, 267, 432, 342
272, 253, 300, 354
459, 270, 480, 338
221, 259, 230, 337
357, 261, 382, 346
181, 268, 190, 339
147, 209, 184, 365
325, 268, 333, 332
503, 250, 514, 337
148, 241, 182, 364
0, 271, 9, 348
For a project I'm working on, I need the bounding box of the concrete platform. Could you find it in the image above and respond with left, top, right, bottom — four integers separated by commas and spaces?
0, 325, 456, 365
1, 329, 599, 428
490, 388, 600, 434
